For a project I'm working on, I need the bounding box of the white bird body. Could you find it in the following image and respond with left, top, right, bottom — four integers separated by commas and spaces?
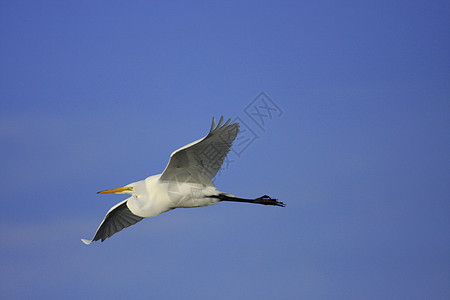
126, 174, 221, 218
126, 175, 175, 218
82, 117, 284, 244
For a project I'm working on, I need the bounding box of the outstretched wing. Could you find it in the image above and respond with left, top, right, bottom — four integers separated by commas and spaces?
82, 200, 144, 244
160, 116, 240, 185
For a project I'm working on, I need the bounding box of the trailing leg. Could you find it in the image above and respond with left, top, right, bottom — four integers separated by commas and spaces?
211, 194, 285, 207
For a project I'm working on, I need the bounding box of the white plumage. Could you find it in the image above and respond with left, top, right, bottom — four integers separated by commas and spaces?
82, 117, 284, 244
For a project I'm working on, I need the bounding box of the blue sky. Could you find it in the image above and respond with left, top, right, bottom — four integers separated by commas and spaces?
1, 1, 449, 299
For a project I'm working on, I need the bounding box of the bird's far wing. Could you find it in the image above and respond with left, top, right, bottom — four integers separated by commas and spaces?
159, 116, 240, 185
81, 200, 144, 244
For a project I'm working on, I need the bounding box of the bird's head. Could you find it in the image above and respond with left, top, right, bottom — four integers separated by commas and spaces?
97, 180, 147, 196
97, 185, 134, 195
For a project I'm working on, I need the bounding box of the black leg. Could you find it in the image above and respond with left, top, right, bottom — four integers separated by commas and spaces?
211, 194, 285, 207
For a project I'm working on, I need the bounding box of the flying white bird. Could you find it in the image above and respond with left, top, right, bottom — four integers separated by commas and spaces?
82, 117, 284, 244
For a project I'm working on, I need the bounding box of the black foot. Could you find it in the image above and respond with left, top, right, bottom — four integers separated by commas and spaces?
255, 195, 285, 207
212, 194, 285, 207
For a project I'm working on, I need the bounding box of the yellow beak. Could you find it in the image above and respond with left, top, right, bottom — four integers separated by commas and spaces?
97, 186, 133, 194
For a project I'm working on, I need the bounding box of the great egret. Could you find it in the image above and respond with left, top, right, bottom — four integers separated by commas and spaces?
82, 117, 284, 244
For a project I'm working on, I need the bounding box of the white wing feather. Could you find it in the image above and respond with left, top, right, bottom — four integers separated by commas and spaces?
81, 199, 144, 244
160, 116, 239, 185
